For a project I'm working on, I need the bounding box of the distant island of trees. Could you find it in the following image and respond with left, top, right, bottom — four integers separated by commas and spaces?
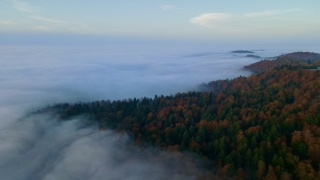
35, 51, 320, 180
231, 50, 254, 53
246, 54, 261, 58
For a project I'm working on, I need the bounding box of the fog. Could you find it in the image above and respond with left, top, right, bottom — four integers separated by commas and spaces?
0, 43, 317, 179
1, 114, 208, 180
0, 44, 261, 105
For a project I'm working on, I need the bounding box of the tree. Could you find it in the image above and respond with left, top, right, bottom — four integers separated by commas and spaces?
244, 149, 252, 166
263, 165, 277, 180
256, 160, 266, 179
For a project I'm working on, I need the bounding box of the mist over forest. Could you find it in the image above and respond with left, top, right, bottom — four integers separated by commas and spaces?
0, 43, 319, 180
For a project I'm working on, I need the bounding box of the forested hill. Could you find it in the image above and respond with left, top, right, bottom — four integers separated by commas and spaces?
37, 66, 320, 180
279, 52, 320, 62
244, 52, 320, 73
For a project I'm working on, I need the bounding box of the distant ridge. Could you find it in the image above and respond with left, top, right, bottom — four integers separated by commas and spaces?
246, 54, 261, 58
231, 50, 254, 53
244, 51, 320, 73
278, 51, 320, 62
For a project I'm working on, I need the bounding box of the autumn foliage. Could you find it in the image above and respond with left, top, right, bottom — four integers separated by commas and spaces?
244, 52, 320, 73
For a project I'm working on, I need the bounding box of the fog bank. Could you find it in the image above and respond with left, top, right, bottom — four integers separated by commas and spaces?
0, 115, 207, 180
0, 44, 269, 104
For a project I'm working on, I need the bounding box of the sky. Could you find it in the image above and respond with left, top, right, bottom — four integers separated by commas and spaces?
1, 0, 320, 44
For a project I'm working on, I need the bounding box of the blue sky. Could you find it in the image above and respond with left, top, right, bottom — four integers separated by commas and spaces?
1, 0, 320, 44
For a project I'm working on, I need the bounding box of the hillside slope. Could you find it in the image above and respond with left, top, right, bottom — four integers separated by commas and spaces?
244, 52, 320, 73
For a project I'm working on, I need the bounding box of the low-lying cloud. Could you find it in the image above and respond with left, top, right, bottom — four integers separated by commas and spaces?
0, 44, 258, 102
0, 115, 206, 180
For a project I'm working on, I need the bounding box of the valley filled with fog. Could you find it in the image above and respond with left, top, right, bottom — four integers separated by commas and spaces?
0, 44, 318, 180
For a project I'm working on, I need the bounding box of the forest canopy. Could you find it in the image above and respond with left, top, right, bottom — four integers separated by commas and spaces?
244, 52, 320, 73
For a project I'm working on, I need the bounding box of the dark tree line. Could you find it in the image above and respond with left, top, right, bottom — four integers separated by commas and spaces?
244, 52, 320, 73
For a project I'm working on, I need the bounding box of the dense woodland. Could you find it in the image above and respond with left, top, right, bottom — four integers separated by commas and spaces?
279, 52, 320, 62
244, 52, 320, 73
36, 53, 320, 180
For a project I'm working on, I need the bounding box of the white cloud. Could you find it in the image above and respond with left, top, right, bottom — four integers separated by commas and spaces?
189, 9, 317, 38
29, 15, 74, 25
0, 20, 18, 25
5, 0, 96, 34
189, 13, 231, 28
190, 9, 306, 29
10, 0, 41, 13
244, 9, 303, 18
28, 15, 97, 34
161, 5, 174, 11
31, 25, 56, 32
